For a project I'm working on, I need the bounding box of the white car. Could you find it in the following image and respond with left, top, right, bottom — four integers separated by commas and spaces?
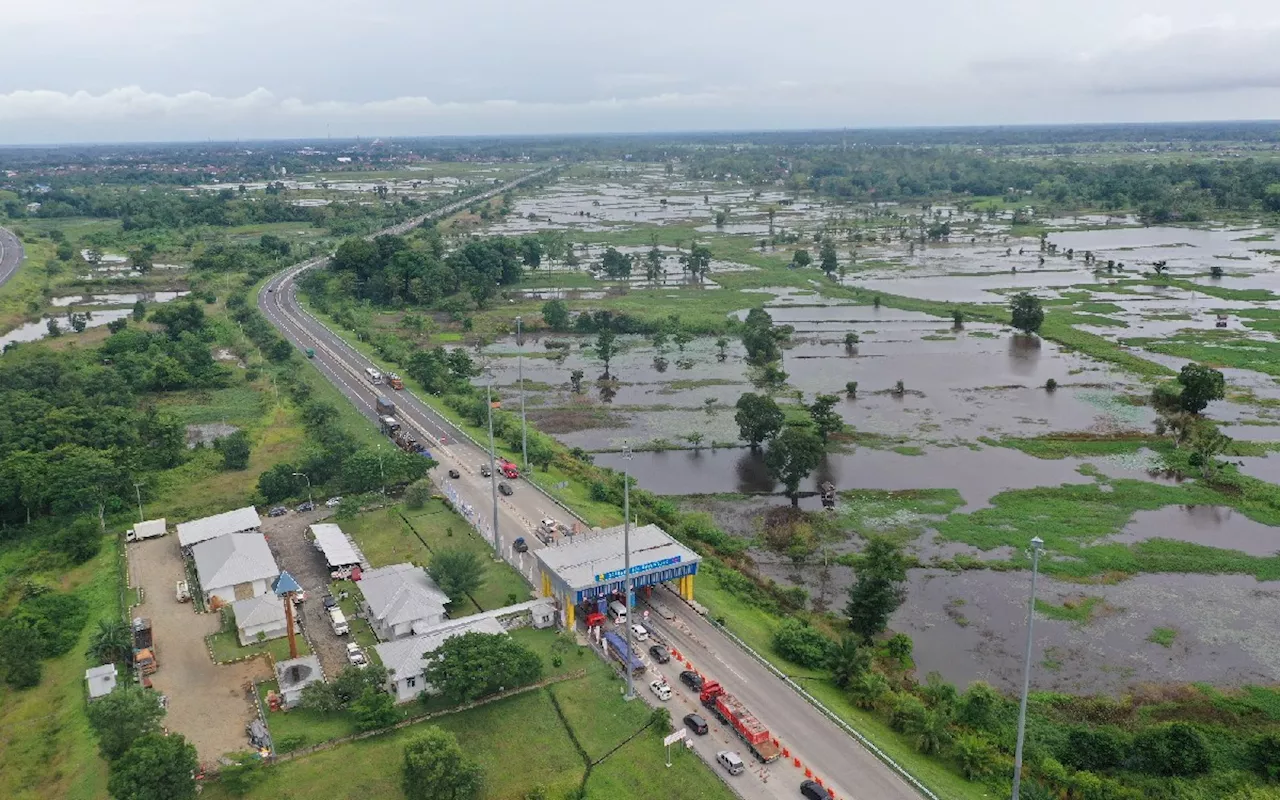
630, 623, 649, 641
649, 679, 671, 701
346, 642, 367, 667
325, 496, 343, 508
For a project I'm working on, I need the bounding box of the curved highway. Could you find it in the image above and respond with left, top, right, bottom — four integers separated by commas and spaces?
258, 172, 928, 800
0, 226, 24, 289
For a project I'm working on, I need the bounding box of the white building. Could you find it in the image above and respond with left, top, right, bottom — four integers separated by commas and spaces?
276, 655, 323, 708
192, 532, 279, 607
177, 506, 262, 548
360, 563, 449, 641
375, 616, 507, 703
229, 593, 294, 646
85, 664, 117, 700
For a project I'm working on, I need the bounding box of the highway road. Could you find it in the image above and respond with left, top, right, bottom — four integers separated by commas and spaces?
0, 226, 24, 290
257, 174, 929, 800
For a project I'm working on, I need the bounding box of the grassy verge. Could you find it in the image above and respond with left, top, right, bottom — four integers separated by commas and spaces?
207, 630, 312, 665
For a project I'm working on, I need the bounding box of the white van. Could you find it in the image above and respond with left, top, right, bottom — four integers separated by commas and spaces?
717, 751, 745, 776
365, 367, 383, 385
608, 601, 627, 624
328, 607, 350, 636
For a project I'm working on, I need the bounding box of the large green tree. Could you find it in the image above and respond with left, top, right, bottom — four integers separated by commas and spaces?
87, 619, 134, 666
595, 328, 618, 378
734, 393, 785, 450
402, 727, 484, 800
808, 394, 843, 441
107, 733, 198, 800
422, 632, 542, 705
819, 239, 839, 277
541, 299, 570, 331
428, 549, 485, 605
764, 425, 824, 507
845, 536, 908, 642
1009, 292, 1044, 334
1176, 363, 1225, 414
86, 685, 165, 760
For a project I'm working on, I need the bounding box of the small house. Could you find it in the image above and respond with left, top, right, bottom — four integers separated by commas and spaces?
375, 616, 507, 703
360, 563, 449, 641
230, 593, 294, 646
275, 655, 323, 708
192, 532, 279, 607
85, 664, 117, 700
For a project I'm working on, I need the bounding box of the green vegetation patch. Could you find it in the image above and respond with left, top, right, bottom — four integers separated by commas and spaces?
1035, 595, 1111, 624
1126, 329, 1280, 377
1148, 627, 1178, 647
837, 488, 965, 544
982, 434, 1167, 460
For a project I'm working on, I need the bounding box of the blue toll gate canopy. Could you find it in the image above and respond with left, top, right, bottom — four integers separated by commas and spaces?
533, 523, 700, 606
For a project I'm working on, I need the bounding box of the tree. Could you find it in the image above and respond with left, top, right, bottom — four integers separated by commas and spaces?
86, 685, 165, 760
848, 670, 892, 711
1176, 363, 1225, 414
734, 393, 784, 450
428, 549, 484, 605
885, 632, 913, 664
129, 250, 153, 275
214, 430, 251, 470
527, 436, 556, 471
422, 631, 543, 705
599, 247, 632, 278
909, 708, 953, 755
131, 300, 146, 322
569, 369, 584, 394
519, 236, 543, 270
87, 619, 133, 666
956, 681, 1004, 732
1010, 292, 1044, 334
681, 242, 712, 280
645, 246, 663, 283
1132, 722, 1211, 777
541, 299, 569, 331
351, 686, 398, 731
107, 733, 198, 800
595, 329, 617, 378
771, 619, 835, 669
402, 727, 484, 800
808, 394, 843, 442
404, 478, 433, 509
715, 336, 729, 361
792, 249, 812, 269
953, 733, 1001, 780
764, 425, 824, 507
819, 239, 839, 277
1248, 732, 1280, 781
845, 537, 908, 642
828, 635, 873, 689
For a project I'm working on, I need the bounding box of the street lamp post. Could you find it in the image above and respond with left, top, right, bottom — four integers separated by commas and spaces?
133, 482, 145, 523
516, 316, 529, 474
1011, 535, 1045, 800
376, 444, 386, 496
485, 377, 500, 555
622, 442, 635, 701
292, 472, 313, 506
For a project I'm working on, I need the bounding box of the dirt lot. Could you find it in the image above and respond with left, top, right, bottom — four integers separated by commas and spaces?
127, 536, 271, 764
261, 506, 350, 678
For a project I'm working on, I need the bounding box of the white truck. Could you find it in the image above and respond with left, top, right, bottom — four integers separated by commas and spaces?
328, 607, 350, 636
126, 519, 167, 543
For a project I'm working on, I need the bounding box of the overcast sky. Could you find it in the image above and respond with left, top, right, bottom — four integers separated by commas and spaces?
3, 0, 1280, 144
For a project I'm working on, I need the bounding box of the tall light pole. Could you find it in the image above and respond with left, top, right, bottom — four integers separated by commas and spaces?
516, 316, 529, 474
375, 444, 386, 496
622, 442, 635, 701
292, 472, 313, 507
1011, 535, 1045, 800
133, 482, 145, 523
485, 376, 500, 555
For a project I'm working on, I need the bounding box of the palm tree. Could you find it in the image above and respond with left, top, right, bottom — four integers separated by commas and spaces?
87, 619, 133, 665
828, 636, 872, 689
909, 709, 954, 755
848, 671, 892, 711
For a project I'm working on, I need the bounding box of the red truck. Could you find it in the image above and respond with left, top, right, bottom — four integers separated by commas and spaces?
699, 681, 782, 763
499, 459, 519, 480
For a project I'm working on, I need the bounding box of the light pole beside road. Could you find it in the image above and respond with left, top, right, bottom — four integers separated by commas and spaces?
133, 482, 145, 523
292, 472, 313, 506
622, 442, 635, 701
1011, 535, 1045, 800
516, 315, 529, 474
485, 376, 500, 555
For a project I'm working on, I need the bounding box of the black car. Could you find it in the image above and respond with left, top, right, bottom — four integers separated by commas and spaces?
498, 482, 513, 496
296, 501, 315, 512
513, 537, 528, 553
649, 645, 670, 664
480, 464, 492, 478
321, 595, 337, 610
679, 670, 703, 691
800, 779, 827, 800
683, 713, 709, 735
448, 468, 460, 479
267, 506, 288, 517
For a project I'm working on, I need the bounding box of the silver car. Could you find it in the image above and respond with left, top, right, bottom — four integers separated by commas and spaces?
717, 750, 745, 776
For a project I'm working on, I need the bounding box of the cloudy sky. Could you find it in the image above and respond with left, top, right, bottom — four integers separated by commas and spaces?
3, 0, 1279, 144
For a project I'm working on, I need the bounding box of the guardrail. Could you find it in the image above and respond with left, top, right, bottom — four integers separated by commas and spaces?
702, 615, 939, 800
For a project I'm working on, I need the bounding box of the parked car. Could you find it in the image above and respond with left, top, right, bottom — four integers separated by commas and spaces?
800, 780, 827, 800
679, 670, 704, 691
630, 623, 649, 641
479, 464, 492, 478
717, 751, 745, 776
321, 594, 337, 610
325, 496, 343, 507
175, 581, 190, 603
513, 537, 528, 553
291, 590, 307, 606
498, 482, 513, 496
649, 679, 671, 701
649, 645, 670, 664
448, 469, 460, 479
267, 506, 288, 517
683, 713, 709, 735
296, 501, 315, 512
346, 642, 368, 667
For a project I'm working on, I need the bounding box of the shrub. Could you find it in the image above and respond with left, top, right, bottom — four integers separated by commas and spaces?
1060, 726, 1128, 773
1250, 732, 1280, 781
1132, 722, 1211, 777
890, 692, 927, 733
404, 479, 432, 509
953, 732, 1000, 780
771, 618, 835, 669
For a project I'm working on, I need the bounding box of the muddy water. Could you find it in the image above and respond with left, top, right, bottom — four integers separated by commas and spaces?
1, 309, 131, 348
50, 290, 189, 307
1103, 505, 1280, 556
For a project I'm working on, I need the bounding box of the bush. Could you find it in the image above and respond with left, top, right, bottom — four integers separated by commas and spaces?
953, 732, 1001, 780
1132, 722, 1211, 777
770, 618, 835, 669
404, 479, 433, 509
1060, 726, 1129, 773
1250, 733, 1280, 782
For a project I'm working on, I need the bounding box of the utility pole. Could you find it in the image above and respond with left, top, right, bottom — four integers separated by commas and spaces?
486, 377, 500, 555
376, 444, 386, 496
622, 442, 635, 701
516, 316, 528, 474
292, 472, 313, 506
1011, 536, 1045, 800
133, 483, 145, 523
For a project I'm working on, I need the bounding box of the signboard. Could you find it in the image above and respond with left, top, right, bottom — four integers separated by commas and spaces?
595, 555, 682, 584
663, 728, 687, 747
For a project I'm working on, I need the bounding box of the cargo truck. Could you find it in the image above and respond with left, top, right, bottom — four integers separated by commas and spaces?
602, 631, 645, 675
126, 518, 167, 542
375, 395, 395, 417
387, 373, 404, 390
699, 681, 782, 763
132, 618, 158, 675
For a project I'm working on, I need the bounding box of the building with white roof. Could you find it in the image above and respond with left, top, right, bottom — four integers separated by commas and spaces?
375, 615, 507, 703
230, 593, 294, 646
532, 523, 700, 629
85, 664, 118, 700
309, 523, 363, 569
177, 506, 262, 548
192, 532, 279, 607
359, 563, 449, 641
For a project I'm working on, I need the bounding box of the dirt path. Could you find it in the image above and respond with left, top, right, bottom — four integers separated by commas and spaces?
262, 507, 349, 678
129, 537, 272, 764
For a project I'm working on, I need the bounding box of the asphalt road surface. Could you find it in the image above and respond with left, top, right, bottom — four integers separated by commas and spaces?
257, 175, 928, 800
0, 226, 24, 289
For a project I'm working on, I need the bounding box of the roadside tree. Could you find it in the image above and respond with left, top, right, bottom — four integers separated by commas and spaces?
107, 733, 198, 800
87, 619, 134, 666
428, 549, 484, 605
86, 685, 165, 760
845, 537, 908, 642
402, 727, 484, 800
422, 631, 543, 704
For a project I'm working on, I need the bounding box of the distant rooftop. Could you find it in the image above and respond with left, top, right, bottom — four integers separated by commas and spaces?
532, 523, 699, 591
177, 506, 261, 547
310, 523, 362, 568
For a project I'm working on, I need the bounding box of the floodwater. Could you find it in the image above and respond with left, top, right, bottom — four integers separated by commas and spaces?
0, 309, 131, 348
50, 290, 190, 307
1103, 505, 1280, 556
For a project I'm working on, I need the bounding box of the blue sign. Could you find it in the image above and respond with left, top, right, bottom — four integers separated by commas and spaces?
594, 555, 682, 584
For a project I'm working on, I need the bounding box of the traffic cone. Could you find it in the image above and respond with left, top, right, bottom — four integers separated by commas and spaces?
793, 757, 801, 768
805, 768, 812, 778
816, 778, 824, 787
782, 747, 790, 758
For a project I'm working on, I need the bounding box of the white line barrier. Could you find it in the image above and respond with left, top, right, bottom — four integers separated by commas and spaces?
703, 616, 940, 800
